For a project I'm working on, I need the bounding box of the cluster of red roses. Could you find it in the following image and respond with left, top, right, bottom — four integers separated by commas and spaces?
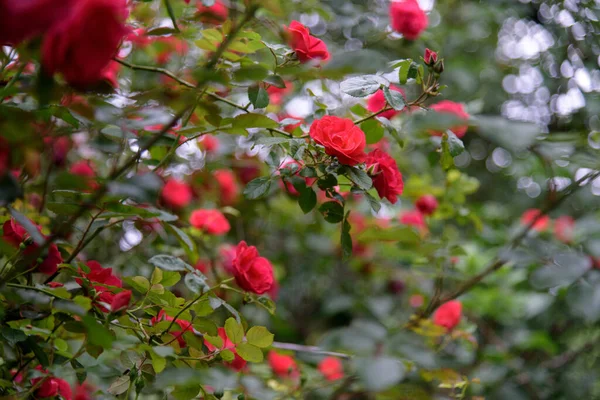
76, 260, 132, 313
268, 351, 345, 382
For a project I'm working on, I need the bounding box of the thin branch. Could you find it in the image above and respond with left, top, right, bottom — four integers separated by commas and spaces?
271, 342, 353, 359
115, 58, 194, 88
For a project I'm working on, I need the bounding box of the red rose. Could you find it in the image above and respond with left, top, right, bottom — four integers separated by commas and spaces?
521, 208, 549, 232
219, 244, 236, 274
2, 219, 28, 247
196, 0, 228, 24
286, 21, 330, 64
189, 209, 231, 235
70, 160, 98, 190
279, 114, 303, 134
415, 194, 438, 215
32, 367, 72, 400
309, 116, 367, 166
74, 382, 94, 400
42, 0, 129, 87
151, 310, 194, 348
279, 160, 317, 197
554, 216, 575, 243
109, 290, 131, 312
204, 327, 247, 371
198, 135, 220, 153
424, 48, 438, 65
231, 241, 275, 295
399, 210, 427, 232
268, 350, 299, 378
214, 169, 239, 205
318, 357, 344, 381
365, 149, 404, 204
161, 178, 193, 209
0, 0, 77, 45
77, 260, 123, 288
429, 100, 470, 138
366, 85, 405, 120
433, 300, 462, 331
101, 60, 121, 88
127, 28, 152, 47
390, 0, 428, 40
267, 82, 294, 106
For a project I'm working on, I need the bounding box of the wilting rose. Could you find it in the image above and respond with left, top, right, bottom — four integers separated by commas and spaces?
286, 21, 330, 63
389, 0, 428, 40
365, 149, 404, 204
433, 300, 462, 331
231, 241, 275, 294
189, 209, 231, 235
309, 116, 367, 166
42, 0, 129, 87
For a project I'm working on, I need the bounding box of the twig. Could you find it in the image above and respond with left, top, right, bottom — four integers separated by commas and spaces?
271, 342, 353, 359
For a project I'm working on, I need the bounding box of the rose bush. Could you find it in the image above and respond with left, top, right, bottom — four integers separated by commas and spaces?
1, 0, 600, 399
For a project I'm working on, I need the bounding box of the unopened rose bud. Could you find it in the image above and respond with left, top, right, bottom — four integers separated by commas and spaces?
424, 48, 438, 65
433, 59, 444, 74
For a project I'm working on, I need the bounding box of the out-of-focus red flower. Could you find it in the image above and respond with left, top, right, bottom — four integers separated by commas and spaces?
101, 60, 121, 88
390, 0, 428, 40
231, 241, 275, 295
127, 28, 152, 47
366, 85, 405, 120
318, 357, 344, 381
521, 208, 550, 232
198, 135, 220, 153
189, 209, 230, 235
365, 149, 404, 204
410, 294, 424, 308
433, 300, 462, 331
10, 369, 23, 384
399, 210, 427, 233
214, 169, 239, 205
161, 178, 193, 209
429, 100, 470, 138
279, 114, 303, 134
151, 309, 194, 348
554, 215, 575, 243
204, 327, 247, 371
415, 194, 438, 215
2, 219, 62, 275
279, 160, 317, 197
31, 366, 72, 400
41, 0, 129, 87
286, 21, 330, 64
267, 82, 294, 106
268, 350, 299, 378
155, 36, 189, 64
109, 290, 131, 312
69, 160, 99, 190
196, 0, 228, 24
74, 382, 94, 400
194, 259, 210, 274
309, 116, 367, 166
44, 136, 72, 167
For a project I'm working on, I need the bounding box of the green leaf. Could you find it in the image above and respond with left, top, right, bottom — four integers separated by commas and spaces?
361, 119, 385, 145
254, 137, 289, 146
107, 376, 130, 395
365, 192, 381, 213
383, 86, 406, 110
440, 135, 454, 170
248, 86, 269, 109
317, 174, 337, 190
192, 318, 218, 336
184, 272, 210, 294
164, 224, 196, 257
232, 113, 278, 129
224, 317, 244, 345
255, 296, 276, 315
345, 167, 373, 190
263, 75, 286, 88
124, 276, 150, 293
233, 65, 269, 82
355, 357, 405, 391
161, 271, 181, 287
150, 350, 167, 373
341, 214, 352, 260
246, 326, 274, 348
298, 187, 317, 214
530, 253, 591, 290
340, 75, 382, 97
396, 59, 413, 84
151, 267, 163, 285
446, 131, 465, 157
566, 281, 600, 322
82, 315, 114, 348
204, 334, 223, 349
2, 327, 26, 346
149, 255, 193, 272
220, 349, 235, 362
244, 177, 272, 200
235, 343, 263, 362
319, 201, 344, 223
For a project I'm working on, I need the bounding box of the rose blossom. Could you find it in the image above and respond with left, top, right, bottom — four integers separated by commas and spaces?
366, 85, 405, 120
390, 0, 428, 40
231, 241, 275, 294
429, 100, 470, 138
189, 209, 231, 235
214, 169, 239, 205
286, 21, 330, 63
279, 160, 317, 197
433, 300, 462, 331
520, 208, 549, 232
318, 357, 344, 381
309, 116, 367, 166
554, 216, 575, 243
42, 0, 130, 87
204, 327, 247, 371
424, 48, 438, 64
268, 350, 299, 378
415, 194, 438, 215
365, 149, 404, 204
161, 178, 193, 209
399, 210, 427, 233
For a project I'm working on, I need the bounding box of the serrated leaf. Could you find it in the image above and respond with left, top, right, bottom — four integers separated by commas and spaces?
224, 318, 244, 345
263, 75, 286, 88
220, 349, 235, 362
341, 214, 352, 260
248, 86, 269, 109
319, 201, 344, 223
204, 334, 223, 349
340, 76, 382, 97
244, 177, 271, 200
383, 86, 406, 110
254, 137, 289, 146
149, 255, 192, 272
345, 167, 372, 190
246, 326, 274, 348
235, 343, 263, 362
184, 272, 210, 294
446, 131, 465, 157
232, 113, 278, 129
396, 59, 412, 84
